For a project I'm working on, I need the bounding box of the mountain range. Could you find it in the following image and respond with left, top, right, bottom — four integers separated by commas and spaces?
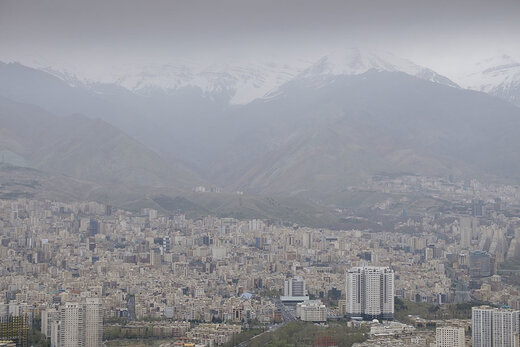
38, 48, 460, 104
457, 54, 520, 107
1, 48, 520, 217
0, 95, 199, 190
207, 70, 520, 198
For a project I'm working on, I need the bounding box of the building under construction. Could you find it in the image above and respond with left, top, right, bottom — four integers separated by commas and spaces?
0, 314, 29, 347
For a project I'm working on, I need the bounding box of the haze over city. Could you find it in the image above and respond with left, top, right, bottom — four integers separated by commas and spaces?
1, 1, 520, 347
2, 0, 520, 84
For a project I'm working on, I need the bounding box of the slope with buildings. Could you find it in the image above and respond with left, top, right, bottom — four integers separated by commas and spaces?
0, 172, 520, 345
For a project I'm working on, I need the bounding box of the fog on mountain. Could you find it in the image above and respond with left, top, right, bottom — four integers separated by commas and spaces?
2, 1, 520, 346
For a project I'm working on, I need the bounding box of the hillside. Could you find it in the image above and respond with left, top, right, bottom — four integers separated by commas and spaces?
206, 71, 520, 199
2, 58, 520, 206
0, 96, 199, 189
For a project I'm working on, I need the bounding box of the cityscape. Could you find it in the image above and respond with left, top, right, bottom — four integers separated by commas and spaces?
2, 0, 520, 346
2, 174, 520, 346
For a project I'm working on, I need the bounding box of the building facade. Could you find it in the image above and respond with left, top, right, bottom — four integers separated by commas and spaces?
470, 250, 493, 278
84, 298, 102, 347
346, 266, 394, 320
436, 326, 465, 347
296, 300, 327, 322
280, 276, 309, 303
58, 303, 84, 347
55, 300, 103, 347
472, 306, 520, 347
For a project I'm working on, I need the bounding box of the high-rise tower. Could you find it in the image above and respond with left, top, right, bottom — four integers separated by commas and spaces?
345, 266, 394, 320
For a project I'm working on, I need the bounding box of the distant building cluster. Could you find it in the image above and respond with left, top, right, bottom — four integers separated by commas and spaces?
1, 174, 520, 345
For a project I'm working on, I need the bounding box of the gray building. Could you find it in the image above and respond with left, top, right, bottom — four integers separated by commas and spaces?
472, 306, 520, 347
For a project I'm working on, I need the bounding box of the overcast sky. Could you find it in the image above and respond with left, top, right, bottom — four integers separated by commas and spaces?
1, 0, 520, 80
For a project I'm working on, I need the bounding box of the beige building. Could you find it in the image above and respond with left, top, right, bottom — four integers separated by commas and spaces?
56, 299, 103, 347
436, 326, 465, 347
296, 300, 327, 322
59, 303, 84, 347
85, 298, 103, 347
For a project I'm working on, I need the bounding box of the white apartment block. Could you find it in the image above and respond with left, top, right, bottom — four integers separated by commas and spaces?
296, 300, 327, 322
85, 298, 103, 347
472, 306, 520, 347
41, 307, 58, 339
58, 302, 84, 347
54, 299, 103, 347
436, 326, 465, 347
346, 266, 394, 320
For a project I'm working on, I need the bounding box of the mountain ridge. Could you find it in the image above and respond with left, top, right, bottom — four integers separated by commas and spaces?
205, 70, 520, 199
454, 54, 520, 107
2, 59, 520, 206
0, 95, 200, 190
10, 48, 459, 105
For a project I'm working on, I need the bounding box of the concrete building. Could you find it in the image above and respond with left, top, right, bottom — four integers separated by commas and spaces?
302, 231, 312, 249
472, 306, 520, 347
150, 248, 162, 268
296, 300, 327, 322
346, 266, 394, 320
0, 313, 29, 347
369, 321, 415, 336
84, 298, 102, 347
470, 250, 493, 278
41, 308, 59, 339
280, 276, 309, 303
59, 303, 84, 347
436, 326, 465, 347
57, 299, 103, 347
285, 276, 305, 297
460, 217, 472, 249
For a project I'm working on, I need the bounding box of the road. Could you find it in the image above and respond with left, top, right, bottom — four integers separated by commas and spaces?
274, 298, 297, 323
237, 299, 298, 346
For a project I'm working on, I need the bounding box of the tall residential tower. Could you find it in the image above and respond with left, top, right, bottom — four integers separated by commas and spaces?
345, 266, 394, 320
472, 306, 520, 347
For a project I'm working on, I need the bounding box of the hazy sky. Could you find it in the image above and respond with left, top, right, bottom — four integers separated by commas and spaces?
1, 0, 520, 80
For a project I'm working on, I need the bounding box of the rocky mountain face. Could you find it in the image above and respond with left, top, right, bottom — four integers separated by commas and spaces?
455, 54, 520, 107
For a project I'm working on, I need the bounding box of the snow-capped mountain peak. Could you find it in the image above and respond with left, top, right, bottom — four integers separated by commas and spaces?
27, 48, 460, 105
297, 48, 458, 88
85, 61, 308, 105
454, 54, 520, 107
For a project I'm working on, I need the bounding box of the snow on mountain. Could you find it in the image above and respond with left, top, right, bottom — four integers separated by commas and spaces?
297, 48, 459, 87
456, 54, 520, 107
122, 62, 310, 104
33, 48, 459, 105
44, 61, 309, 105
